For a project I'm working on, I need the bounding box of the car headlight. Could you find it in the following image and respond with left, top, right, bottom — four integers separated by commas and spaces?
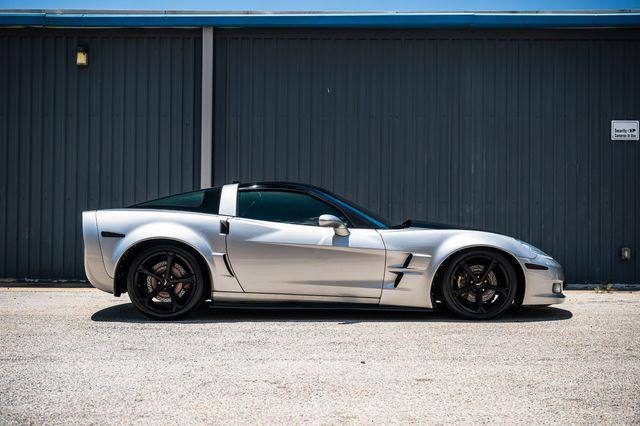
517, 240, 551, 258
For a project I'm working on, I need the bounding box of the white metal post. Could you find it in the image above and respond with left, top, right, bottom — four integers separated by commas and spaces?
200, 27, 214, 188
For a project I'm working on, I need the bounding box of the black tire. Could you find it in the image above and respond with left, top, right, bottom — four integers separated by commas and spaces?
440, 250, 517, 320
126, 245, 205, 320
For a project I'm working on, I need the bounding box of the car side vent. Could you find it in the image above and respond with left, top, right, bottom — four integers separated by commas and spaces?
393, 254, 413, 288
222, 254, 235, 276
101, 231, 125, 238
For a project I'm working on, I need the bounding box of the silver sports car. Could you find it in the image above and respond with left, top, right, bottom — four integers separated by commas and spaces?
83, 182, 565, 320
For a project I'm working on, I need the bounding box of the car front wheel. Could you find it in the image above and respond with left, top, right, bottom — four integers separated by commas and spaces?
126, 245, 205, 320
441, 250, 517, 320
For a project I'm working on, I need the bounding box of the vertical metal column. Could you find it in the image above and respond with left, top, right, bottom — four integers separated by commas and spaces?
200, 27, 214, 188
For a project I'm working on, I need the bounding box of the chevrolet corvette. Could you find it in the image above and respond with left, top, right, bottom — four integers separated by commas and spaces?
82, 182, 565, 320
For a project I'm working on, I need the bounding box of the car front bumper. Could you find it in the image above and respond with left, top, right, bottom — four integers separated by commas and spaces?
519, 256, 566, 306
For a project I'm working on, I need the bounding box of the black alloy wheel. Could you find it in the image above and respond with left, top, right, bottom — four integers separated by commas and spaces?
441, 250, 517, 320
126, 245, 205, 320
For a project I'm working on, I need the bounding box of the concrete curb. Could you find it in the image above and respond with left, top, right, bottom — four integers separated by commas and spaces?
0, 281, 91, 288
1, 281, 639, 291
565, 283, 640, 291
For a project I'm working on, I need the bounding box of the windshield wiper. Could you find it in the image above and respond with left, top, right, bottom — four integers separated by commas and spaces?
391, 219, 412, 229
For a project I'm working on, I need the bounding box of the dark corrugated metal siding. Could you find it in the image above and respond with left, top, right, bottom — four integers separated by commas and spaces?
0, 29, 202, 279
214, 29, 640, 284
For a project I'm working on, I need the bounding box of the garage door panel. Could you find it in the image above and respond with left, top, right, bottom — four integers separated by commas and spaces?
0, 29, 202, 279
213, 29, 640, 283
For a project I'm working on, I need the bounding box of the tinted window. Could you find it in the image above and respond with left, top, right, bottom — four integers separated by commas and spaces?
238, 190, 348, 226
131, 188, 222, 214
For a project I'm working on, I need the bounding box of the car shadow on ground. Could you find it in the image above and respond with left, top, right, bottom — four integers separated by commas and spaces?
91, 302, 572, 324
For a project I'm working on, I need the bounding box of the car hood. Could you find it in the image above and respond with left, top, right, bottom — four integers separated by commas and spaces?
378, 225, 535, 261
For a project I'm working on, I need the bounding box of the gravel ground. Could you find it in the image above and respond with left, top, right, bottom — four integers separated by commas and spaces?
0, 288, 638, 425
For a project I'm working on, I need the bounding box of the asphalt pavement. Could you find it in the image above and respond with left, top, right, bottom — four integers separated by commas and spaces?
0, 287, 638, 424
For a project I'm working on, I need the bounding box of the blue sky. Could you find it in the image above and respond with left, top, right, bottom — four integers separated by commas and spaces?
1, 0, 640, 11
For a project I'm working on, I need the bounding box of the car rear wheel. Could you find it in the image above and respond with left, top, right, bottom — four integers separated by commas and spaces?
126, 245, 205, 320
441, 250, 517, 320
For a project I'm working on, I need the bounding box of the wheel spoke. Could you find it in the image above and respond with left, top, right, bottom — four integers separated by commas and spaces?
453, 283, 474, 295
478, 259, 497, 284
165, 253, 175, 279
474, 288, 485, 313
144, 286, 163, 305
138, 266, 162, 281
169, 275, 195, 285
461, 262, 478, 284
168, 289, 183, 312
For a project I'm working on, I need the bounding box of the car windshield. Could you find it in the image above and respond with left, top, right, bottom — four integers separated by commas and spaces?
316, 189, 393, 229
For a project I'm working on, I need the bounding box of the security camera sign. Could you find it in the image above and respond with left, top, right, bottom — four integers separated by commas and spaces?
611, 120, 639, 141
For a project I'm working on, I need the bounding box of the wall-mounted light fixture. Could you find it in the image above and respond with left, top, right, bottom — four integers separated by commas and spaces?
76, 46, 88, 66
621, 247, 631, 261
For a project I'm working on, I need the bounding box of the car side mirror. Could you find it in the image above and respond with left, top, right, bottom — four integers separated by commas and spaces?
319, 214, 350, 237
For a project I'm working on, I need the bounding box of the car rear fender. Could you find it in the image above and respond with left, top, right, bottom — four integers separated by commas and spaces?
95, 210, 243, 294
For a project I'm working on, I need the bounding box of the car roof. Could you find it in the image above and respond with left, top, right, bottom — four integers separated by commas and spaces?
237, 181, 324, 192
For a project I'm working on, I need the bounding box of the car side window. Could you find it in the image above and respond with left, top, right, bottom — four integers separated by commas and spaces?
238, 190, 348, 226
132, 188, 222, 214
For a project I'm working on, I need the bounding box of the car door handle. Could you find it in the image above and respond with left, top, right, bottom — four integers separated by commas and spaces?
220, 219, 230, 235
